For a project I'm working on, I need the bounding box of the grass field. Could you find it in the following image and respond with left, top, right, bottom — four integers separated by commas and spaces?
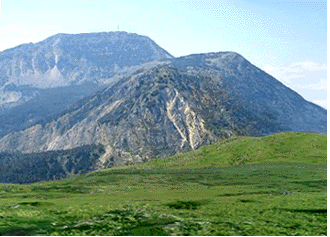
0, 132, 327, 235
126, 132, 327, 169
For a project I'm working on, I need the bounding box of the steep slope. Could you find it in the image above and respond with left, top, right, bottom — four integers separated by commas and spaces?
190, 52, 327, 135
0, 31, 172, 137
0, 52, 326, 167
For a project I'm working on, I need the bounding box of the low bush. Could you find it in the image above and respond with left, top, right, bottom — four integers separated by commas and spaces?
166, 200, 209, 210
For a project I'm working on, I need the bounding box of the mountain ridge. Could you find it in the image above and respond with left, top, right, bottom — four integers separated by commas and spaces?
0, 31, 173, 89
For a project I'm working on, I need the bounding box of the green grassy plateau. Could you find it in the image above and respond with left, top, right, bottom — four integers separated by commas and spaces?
0, 132, 327, 235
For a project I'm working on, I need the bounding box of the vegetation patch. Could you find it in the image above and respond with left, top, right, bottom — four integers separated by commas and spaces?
17, 201, 54, 207
0, 228, 37, 236
239, 199, 257, 203
280, 208, 327, 214
166, 200, 210, 210
45, 205, 209, 236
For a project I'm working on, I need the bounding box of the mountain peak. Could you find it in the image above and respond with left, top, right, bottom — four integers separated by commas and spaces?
0, 31, 173, 89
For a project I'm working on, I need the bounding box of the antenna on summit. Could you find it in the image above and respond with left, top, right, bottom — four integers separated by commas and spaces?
117, 25, 119, 31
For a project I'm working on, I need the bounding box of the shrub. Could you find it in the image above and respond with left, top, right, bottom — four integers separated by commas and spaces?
166, 200, 209, 210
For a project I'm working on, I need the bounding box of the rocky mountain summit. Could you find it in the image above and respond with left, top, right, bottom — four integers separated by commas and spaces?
0, 31, 172, 89
0, 32, 172, 137
0, 51, 326, 168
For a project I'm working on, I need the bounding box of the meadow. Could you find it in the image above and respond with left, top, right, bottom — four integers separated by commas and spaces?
0, 132, 327, 235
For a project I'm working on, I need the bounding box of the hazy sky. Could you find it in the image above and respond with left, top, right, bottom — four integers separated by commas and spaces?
0, 0, 327, 108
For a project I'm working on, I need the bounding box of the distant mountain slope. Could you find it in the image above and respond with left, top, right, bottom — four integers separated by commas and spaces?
0, 52, 326, 168
0, 32, 172, 137
0, 144, 105, 184
0, 83, 103, 137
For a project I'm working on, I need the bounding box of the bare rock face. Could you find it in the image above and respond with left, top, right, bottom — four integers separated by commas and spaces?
0, 52, 326, 168
0, 32, 173, 137
0, 31, 172, 89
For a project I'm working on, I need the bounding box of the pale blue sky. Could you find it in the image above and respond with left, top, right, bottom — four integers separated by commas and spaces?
0, 0, 327, 108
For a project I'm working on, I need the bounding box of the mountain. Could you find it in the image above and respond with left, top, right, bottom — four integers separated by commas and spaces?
0, 51, 326, 168
0, 31, 172, 137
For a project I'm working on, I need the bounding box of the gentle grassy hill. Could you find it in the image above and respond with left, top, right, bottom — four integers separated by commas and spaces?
0, 164, 326, 236
120, 132, 326, 170
0, 132, 326, 236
